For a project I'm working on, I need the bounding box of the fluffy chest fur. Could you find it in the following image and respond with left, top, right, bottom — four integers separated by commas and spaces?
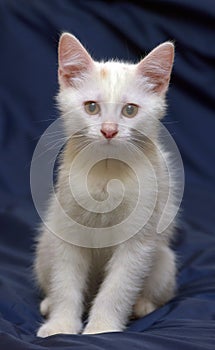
57, 140, 160, 230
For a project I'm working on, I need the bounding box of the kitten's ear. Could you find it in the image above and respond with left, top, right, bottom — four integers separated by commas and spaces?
58, 33, 94, 88
137, 42, 174, 94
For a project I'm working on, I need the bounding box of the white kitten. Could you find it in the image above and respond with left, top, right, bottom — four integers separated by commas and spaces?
34, 33, 177, 337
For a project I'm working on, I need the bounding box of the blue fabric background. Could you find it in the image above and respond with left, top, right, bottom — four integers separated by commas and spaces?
0, 0, 215, 349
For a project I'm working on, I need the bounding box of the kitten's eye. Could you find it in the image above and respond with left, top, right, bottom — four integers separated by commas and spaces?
84, 101, 100, 115
122, 104, 138, 118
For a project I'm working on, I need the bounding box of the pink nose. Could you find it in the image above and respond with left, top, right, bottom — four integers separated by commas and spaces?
100, 123, 118, 139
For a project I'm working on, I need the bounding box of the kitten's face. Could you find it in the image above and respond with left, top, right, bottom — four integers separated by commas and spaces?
57, 33, 174, 146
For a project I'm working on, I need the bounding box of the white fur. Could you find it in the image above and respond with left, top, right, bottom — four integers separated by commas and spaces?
35, 33, 176, 336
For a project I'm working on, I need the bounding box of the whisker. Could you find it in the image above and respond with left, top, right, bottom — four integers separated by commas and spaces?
44, 137, 68, 147
162, 120, 179, 125
45, 131, 65, 136
35, 118, 57, 123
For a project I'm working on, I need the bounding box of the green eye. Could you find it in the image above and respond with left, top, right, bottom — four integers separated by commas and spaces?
122, 103, 138, 118
84, 101, 100, 115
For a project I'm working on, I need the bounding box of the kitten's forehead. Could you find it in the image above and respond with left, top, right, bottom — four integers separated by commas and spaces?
95, 61, 135, 103
98, 61, 134, 80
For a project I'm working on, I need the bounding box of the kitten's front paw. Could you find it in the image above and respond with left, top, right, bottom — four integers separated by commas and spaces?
83, 327, 121, 335
37, 319, 82, 337
83, 322, 122, 335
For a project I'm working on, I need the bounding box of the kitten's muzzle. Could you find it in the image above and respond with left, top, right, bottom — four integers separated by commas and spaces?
101, 122, 118, 139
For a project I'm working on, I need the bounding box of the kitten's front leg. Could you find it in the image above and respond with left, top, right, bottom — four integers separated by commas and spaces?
83, 238, 155, 334
37, 241, 91, 337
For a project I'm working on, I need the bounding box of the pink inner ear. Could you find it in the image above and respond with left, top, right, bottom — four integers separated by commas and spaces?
137, 42, 174, 94
58, 33, 93, 88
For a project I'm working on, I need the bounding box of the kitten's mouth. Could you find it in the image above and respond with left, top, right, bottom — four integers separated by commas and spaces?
106, 139, 113, 145
101, 138, 115, 145
98, 137, 120, 148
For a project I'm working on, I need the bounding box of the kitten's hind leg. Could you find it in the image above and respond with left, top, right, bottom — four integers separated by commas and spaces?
34, 228, 52, 295
40, 297, 50, 317
133, 245, 176, 318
